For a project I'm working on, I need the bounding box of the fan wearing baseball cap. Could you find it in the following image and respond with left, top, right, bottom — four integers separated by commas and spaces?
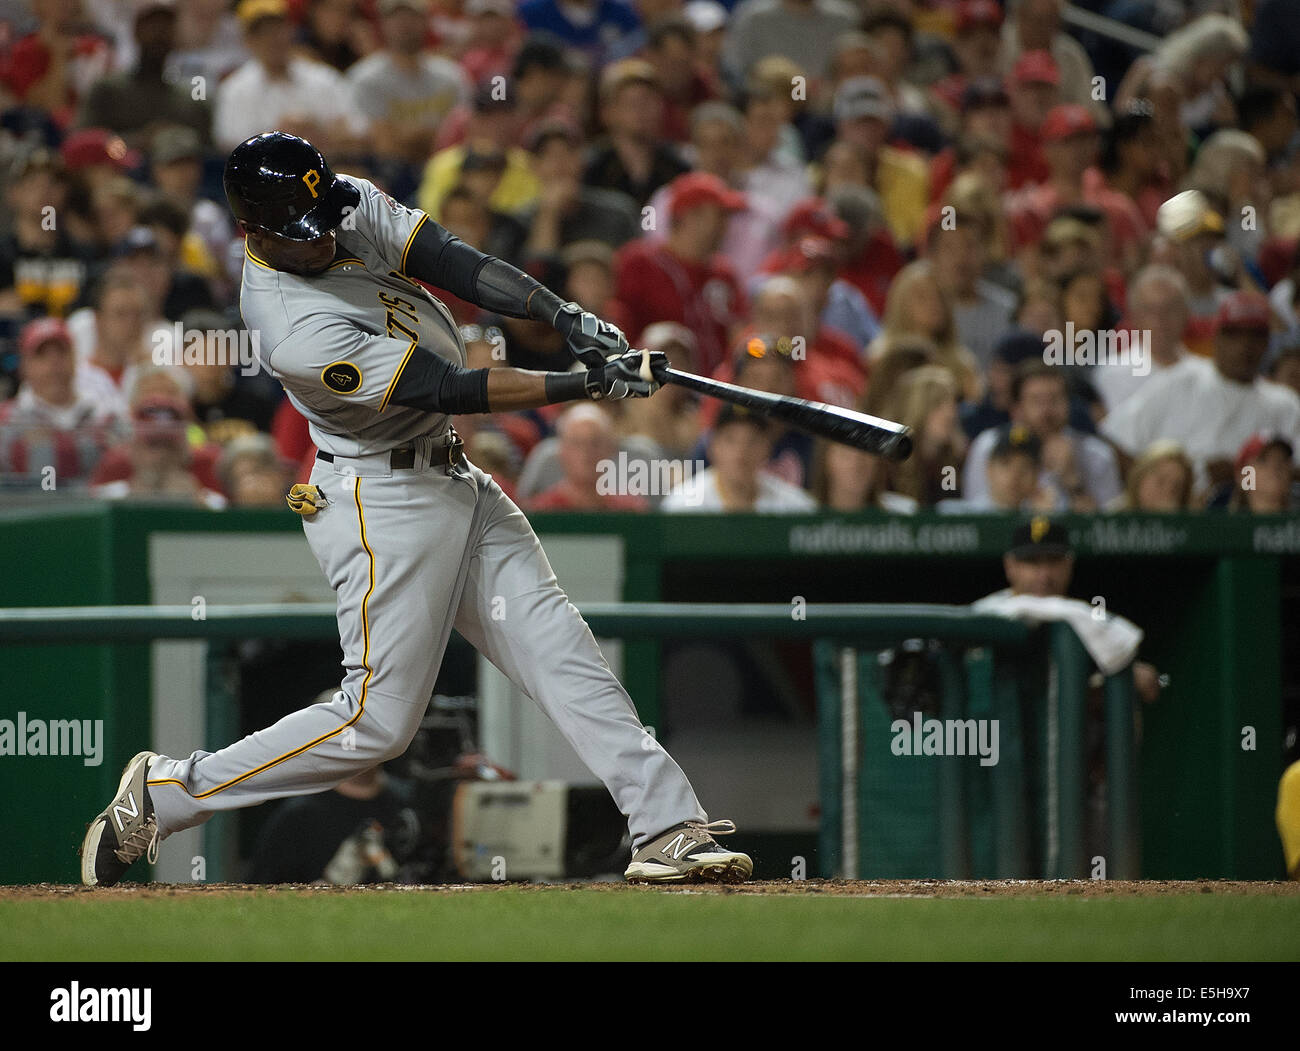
1000, 0, 1098, 109
0, 318, 127, 488
751, 203, 880, 350
614, 171, 748, 375
89, 368, 225, 508
0, 149, 95, 319
640, 102, 779, 280
1102, 290, 1300, 492
1225, 432, 1296, 513
60, 128, 143, 191
213, 0, 362, 153
703, 270, 865, 410
1005, 104, 1146, 269
1005, 50, 1061, 189
829, 76, 930, 250
460, 0, 523, 84
1152, 189, 1237, 334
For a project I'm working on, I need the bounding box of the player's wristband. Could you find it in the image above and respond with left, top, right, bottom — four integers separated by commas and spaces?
544, 370, 587, 404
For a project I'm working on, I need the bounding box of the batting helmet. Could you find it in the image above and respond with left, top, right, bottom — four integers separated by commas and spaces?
223, 132, 361, 241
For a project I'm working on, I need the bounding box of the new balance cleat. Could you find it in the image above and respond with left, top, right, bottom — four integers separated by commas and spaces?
625, 819, 753, 883
80, 751, 160, 887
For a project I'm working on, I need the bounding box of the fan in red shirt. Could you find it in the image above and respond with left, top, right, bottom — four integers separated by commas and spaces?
826, 186, 904, 318
1004, 50, 1062, 190
0, 1, 113, 129
757, 196, 855, 290
1005, 104, 1146, 273
758, 240, 867, 403
0, 317, 126, 487
705, 266, 866, 421
90, 376, 225, 502
614, 171, 749, 376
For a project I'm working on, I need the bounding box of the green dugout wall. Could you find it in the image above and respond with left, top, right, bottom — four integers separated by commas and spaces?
0, 503, 1293, 883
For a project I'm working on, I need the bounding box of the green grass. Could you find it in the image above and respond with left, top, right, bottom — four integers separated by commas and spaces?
2, 888, 1298, 961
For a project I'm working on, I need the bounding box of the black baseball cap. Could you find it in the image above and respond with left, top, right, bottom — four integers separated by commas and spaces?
961, 77, 1010, 113
114, 226, 162, 258
989, 423, 1041, 463
461, 148, 507, 173
1008, 516, 1072, 560
713, 402, 769, 434
994, 329, 1048, 367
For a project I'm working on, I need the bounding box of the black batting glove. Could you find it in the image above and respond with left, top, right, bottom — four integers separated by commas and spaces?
585, 349, 667, 400
553, 301, 628, 368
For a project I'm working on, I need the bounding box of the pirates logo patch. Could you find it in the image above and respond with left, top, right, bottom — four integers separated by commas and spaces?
322, 361, 362, 394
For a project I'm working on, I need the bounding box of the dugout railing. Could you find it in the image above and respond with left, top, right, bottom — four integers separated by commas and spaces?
0, 602, 1136, 882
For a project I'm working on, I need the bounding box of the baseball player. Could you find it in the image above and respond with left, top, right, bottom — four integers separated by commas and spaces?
80, 132, 752, 887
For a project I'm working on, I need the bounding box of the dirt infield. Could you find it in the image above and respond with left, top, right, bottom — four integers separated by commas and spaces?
3, 878, 1297, 900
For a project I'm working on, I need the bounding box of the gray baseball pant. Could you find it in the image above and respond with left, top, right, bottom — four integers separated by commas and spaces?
147, 445, 705, 849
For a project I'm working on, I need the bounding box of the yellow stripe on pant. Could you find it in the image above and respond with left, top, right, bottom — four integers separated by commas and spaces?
146, 480, 376, 800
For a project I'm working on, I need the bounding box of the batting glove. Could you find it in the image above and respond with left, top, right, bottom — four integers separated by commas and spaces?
585, 349, 667, 400
285, 483, 328, 516
553, 301, 628, 368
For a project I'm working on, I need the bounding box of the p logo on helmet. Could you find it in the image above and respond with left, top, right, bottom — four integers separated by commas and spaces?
224, 133, 361, 241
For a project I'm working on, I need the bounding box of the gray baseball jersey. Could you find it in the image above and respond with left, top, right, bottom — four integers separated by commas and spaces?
240, 174, 461, 458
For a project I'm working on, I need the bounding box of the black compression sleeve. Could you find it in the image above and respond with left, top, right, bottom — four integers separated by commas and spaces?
404, 219, 565, 324
389, 346, 491, 415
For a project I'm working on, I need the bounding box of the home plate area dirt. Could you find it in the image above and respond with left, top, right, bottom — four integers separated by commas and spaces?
2, 879, 1297, 900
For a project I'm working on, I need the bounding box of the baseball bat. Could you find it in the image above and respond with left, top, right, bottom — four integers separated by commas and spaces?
651, 363, 913, 462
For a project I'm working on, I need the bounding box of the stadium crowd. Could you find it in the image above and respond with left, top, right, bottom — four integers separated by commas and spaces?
1, 0, 1299, 515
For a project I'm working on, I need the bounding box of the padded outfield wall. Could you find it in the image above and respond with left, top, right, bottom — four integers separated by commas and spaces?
0, 502, 1293, 883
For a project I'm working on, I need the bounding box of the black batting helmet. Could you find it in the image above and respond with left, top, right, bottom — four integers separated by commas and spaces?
223, 132, 360, 241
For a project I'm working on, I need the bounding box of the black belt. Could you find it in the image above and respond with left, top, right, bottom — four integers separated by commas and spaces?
317, 434, 463, 470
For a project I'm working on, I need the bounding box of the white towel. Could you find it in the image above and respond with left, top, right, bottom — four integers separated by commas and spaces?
970, 589, 1144, 676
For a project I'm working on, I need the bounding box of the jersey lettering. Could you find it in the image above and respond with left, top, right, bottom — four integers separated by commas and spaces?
380, 291, 420, 344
